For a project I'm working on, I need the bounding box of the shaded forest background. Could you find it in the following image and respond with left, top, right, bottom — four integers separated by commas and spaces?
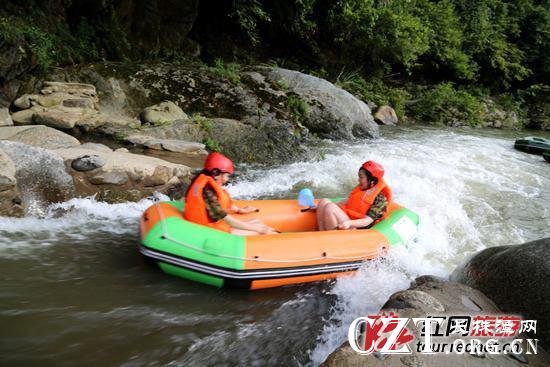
1, 0, 548, 128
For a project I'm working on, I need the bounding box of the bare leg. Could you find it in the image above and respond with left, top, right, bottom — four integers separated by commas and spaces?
230, 229, 261, 236
322, 202, 349, 231
316, 199, 331, 231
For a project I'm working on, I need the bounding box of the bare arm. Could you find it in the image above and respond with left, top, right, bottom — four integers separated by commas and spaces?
223, 214, 274, 234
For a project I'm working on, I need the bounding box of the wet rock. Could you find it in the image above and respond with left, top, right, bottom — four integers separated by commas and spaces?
11, 109, 36, 125
126, 134, 206, 154
12, 81, 103, 130
322, 277, 550, 367
451, 238, 550, 349
0, 148, 23, 217
0, 125, 80, 149
374, 105, 399, 125
54, 147, 192, 203
0, 141, 76, 210
89, 170, 129, 185
41, 81, 97, 98
71, 155, 106, 171
33, 110, 83, 129
0, 108, 13, 126
13, 94, 33, 109
63, 98, 95, 109
79, 143, 112, 153
261, 67, 379, 139
140, 101, 188, 125
143, 166, 172, 187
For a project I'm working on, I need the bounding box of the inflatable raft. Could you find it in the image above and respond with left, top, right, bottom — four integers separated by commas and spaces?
139, 199, 419, 290
514, 136, 550, 155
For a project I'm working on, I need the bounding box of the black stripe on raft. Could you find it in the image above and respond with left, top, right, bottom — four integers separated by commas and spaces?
139, 244, 365, 280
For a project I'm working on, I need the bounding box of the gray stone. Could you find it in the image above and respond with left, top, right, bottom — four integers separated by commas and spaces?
261, 67, 379, 139
0, 125, 80, 149
451, 238, 550, 349
79, 143, 112, 152
34, 94, 64, 107
11, 109, 36, 125
161, 140, 205, 154
143, 166, 173, 186
322, 276, 550, 367
0, 141, 75, 210
89, 170, 129, 185
0, 108, 13, 126
13, 94, 33, 109
0, 148, 22, 217
71, 155, 106, 171
33, 110, 82, 129
140, 101, 188, 125
42, 81, 97, 97
63, 98, 95, 109
374, 105, 399, 125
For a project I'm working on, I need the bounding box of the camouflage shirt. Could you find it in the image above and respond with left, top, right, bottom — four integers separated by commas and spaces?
362, 193, 388, 228
203, 185, 228, 222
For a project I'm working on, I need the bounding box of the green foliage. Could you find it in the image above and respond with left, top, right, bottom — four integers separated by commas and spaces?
191, 113, 213, 132
287, 94, 310, 123
0, 16, 58, 71
230, 0, 271, 46
409, 83, 484, 126
274, 78, 289, 91
451, 0, 531, 87
335, 70, 409, 119
191, 113, 221, 151
209, 59, 241, 85
113, 131, 128, 143
203, 137, 222, 152
413, 0, 476, 80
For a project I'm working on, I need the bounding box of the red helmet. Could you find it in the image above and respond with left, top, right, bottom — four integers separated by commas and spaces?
204, 152, 234, 174
361, 160, 384, 180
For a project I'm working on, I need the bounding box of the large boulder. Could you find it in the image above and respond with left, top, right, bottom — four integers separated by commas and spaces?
0, 141, 76, 209
139, 101, 188, 125
261, 67, 379, 139
0, 125, 80, 149
451, 238, 550, 349
54, 147, 192, 202
323, 276, 550, 367
0, 108, 13, 126
37, 62, 379, 164
0, 148, 23, 217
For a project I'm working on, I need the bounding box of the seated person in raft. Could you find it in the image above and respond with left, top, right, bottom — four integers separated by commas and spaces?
184, 152, 277, 236
316, 160, 391, 231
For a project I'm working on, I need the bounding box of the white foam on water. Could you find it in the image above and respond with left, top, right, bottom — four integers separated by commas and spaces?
227, 127, 550, 365
0, 195, 168, 258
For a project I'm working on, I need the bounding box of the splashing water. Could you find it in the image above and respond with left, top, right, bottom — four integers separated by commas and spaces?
1, 126, 548, 366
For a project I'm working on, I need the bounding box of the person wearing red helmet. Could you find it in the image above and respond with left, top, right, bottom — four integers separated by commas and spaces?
316, 160, 392, 231
184, 152, 277, 235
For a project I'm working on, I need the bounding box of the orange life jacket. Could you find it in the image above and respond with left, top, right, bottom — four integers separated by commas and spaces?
183, 174, 233, 232
339, 179, 392, 221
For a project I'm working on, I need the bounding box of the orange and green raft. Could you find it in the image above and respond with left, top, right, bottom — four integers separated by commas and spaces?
139, 199, 419, 290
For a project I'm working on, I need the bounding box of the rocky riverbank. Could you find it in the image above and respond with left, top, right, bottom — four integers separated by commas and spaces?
0, 63, 382, 216
322, 238, 550, 366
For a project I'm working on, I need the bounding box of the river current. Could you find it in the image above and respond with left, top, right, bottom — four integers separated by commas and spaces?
1, 126, 549, 366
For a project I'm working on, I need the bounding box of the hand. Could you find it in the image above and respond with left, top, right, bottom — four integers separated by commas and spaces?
257, 224, 277, 235
338, 220, 352, 230
239, 206, 258, 214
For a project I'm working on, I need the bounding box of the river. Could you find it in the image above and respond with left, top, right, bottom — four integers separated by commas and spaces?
1, 126, 549, 366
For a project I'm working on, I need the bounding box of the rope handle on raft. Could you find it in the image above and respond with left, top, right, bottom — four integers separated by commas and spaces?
154, 204, 385, 263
